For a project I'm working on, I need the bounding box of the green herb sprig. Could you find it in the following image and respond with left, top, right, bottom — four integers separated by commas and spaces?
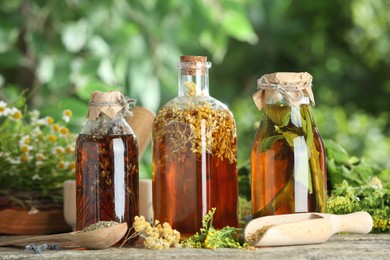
181, 208, 253, 249
327, 178, 390, 232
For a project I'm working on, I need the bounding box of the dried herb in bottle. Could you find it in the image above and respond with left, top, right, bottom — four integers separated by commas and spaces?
251, 72, 327, 218
75, 91, 139, 245
152, 56, 238, 238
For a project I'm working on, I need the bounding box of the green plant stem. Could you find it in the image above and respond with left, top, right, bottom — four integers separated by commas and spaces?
309, 149, 325, 211
253, 177, 294, 218
303, 108, 326, 212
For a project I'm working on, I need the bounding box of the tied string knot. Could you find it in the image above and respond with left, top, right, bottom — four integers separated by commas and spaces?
87, 91, 136, 119
253, 72, 315, 110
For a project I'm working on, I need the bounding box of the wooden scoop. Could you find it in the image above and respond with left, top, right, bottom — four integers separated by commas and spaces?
244, 212, 373, 247
126, 106, 155, 159
0, 222, 127, 249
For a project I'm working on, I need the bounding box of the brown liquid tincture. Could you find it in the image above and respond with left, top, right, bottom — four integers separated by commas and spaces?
76, 91, 139, 245
251, 72, 327, 218
153, 56, 238, 238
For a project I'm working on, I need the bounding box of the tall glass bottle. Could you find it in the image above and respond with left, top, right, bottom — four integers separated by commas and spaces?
153, 56, 238, 237
251, 72, 327, 218
75, 91, 139, 244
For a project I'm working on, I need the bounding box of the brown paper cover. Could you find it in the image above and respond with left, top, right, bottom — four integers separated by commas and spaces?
87, 91, 130, 119
253, 72, 315, 110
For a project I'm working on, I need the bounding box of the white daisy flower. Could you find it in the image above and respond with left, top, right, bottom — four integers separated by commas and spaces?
0, 101, 10, 117
57, 160, 69, 170
31, 127, 42, 136
53, 146, 64, 155
62, 109, 72, 123
7, 157, 21, 164
32, 174, 42, 181
8, 107, 23, 121
19, 135, 31, 147
20, 153, 33, 162
20, 144, 33, 153
29, 109, 40, 122
35, 118, 47, 126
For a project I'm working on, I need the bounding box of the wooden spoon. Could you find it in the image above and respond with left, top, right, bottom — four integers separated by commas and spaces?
0, 222, 127, 250
244, 212, 373, 247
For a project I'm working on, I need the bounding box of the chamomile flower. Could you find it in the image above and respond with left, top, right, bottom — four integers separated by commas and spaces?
57, 160, 69, 169
31, 127, 42, 136
9, 107, 23, 121
45, 116, 54, 125
65, 145, 75, 154
1, 98, 77, 203
20, 144, 33, 153
35, 153, 47, 165
19, 135, 31, 147
68, 162, 75, 170
53, 146, 64, 155
36, 153, 46, 161
7, 157, 21, 164
49, 134, 58, 142
29, 109, 40, 122
20, 153, 32, 162
59, 127, 69, 136
0, 101, 10, 117
62, 109, 72, 123
52, 124, 60, 132
32, 174, 42, 181
35, 118, 47, 126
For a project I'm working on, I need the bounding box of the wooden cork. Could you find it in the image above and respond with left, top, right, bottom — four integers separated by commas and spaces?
179, 56, 208, 75
180, 56, 207, 62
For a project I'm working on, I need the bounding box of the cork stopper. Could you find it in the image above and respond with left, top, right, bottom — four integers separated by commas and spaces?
87, 90, 135, 119
179, 55, 210, 75
180, 56, 207, 63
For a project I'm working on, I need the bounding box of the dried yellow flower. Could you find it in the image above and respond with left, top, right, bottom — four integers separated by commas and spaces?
153, 84, 237, 165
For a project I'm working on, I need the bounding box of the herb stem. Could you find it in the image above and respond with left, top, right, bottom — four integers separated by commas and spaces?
253, 177, 294, 218
303, 108, 326, 212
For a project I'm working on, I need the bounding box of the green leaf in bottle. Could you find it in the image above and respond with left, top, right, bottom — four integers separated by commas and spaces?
264, 105, 290, 127
260, 135, 284, 153
274, 126, 298, 148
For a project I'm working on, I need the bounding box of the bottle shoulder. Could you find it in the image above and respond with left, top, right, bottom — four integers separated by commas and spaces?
80, 115, 135, 136
158, 95, 231, 113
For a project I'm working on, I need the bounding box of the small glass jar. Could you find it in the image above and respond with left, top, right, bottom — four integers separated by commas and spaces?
75, 91, 139, 244
152, 56, 238, 237
251, 72, 327, 218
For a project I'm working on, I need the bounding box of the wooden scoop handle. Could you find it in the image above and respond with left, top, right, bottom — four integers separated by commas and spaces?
331, 211, 373, 234
0, 232, 73, 246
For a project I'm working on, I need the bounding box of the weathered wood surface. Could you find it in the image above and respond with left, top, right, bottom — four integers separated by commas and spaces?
0, 234, 389, 259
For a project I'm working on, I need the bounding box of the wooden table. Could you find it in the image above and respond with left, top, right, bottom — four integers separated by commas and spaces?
0, 234, 389, 259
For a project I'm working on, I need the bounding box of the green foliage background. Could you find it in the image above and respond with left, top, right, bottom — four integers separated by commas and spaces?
1, 0, 389, 179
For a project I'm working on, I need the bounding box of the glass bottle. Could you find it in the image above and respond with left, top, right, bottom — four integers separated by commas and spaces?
152, 56, 238, 237
251, 72, 327, 218
75, 91, 139, 244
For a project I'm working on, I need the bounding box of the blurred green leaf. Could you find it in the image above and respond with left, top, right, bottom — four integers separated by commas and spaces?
0, 50, 22, 67
76, 81, 120, 100
62, 20, 89, 53
222, 10, 258, 44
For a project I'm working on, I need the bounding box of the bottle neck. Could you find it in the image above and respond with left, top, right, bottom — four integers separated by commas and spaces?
177, 62, 211, 97
263, 89, 311, 106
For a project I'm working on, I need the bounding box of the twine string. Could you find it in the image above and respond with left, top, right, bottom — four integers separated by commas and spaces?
257, 76, 311, 103
89, 95, 136, 117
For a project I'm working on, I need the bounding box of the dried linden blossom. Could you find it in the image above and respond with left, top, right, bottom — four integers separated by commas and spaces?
121, 216, 180, 250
